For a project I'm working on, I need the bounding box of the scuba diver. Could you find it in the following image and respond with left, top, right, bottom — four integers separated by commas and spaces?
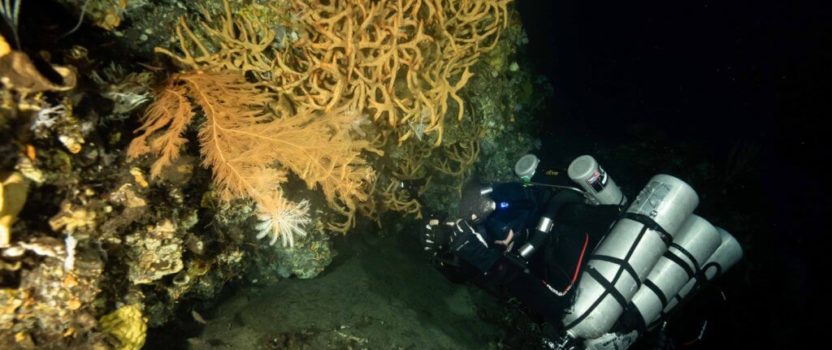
419, 154, 743, 350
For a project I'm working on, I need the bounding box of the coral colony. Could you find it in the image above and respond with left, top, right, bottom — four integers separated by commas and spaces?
1, 0, 544, 347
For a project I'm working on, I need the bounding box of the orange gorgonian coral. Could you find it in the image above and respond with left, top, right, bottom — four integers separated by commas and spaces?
158, 0, 510, 146
132, 0, 510, 242
128, 72, 377, 245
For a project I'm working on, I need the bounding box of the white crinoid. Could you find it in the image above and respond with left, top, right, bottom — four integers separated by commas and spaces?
255, 199, 312, 248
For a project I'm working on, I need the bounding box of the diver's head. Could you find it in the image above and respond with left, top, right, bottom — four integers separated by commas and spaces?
459, 180, 496, 224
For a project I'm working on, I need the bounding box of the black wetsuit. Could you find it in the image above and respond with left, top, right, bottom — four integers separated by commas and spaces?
439, 183, 621, 325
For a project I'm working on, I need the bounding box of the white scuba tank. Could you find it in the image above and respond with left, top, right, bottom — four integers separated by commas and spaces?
628, 214, 722, 328
578, 224, 744, 350
562, 174, 699, 339
568, 155, 627, 206
658, 227, 744, 319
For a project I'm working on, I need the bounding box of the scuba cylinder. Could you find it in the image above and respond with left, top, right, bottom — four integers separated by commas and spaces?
513, 155, 628, 260
580, 226, 742, 350
561, 174, 699, 340
659, 227, 744, 318
626, 214, 722, 331
511, 154, 609, 260
515, 154, 541, 183
568, 155, 627, 206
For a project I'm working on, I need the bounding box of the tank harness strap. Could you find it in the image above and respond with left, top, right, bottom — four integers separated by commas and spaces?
560, 266, 629, 332
681, 262, 722, 300
662, 250, 695, 279
647, 262, 725, 329
565, 218, 658, 330
619, 303, 650, 335
670, 243, 702, 275
587, 267, 629, 307
617, 194, 628, 208
644, 279, 669, 309
620, 213, 674, 246
701, 262, 723, 278
645, 244, 701, 325
587, 255, 642, 289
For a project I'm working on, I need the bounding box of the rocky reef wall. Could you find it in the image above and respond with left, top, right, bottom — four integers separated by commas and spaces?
0, 1, 550, 348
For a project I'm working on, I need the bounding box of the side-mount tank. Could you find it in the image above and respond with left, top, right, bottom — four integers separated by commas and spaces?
562, 174, 699, 339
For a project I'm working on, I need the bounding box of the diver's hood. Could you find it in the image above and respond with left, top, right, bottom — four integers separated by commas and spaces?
459, 180, 495, 223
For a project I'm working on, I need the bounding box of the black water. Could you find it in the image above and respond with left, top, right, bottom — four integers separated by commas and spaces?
518, 0, 828, 348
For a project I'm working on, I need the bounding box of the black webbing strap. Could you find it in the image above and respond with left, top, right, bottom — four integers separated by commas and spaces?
635, 275, 670, 331
698, 262, 723, 287
620, 212, 673, 246
646, 262, 724, 329
701, 262, 723, 276
643, 279, 669, 309
662, 251, 695, 279
560, 266, 632, 332
622, 304, 649, 335
670, 243, 701, 273
587, 267, 628, 307
564, 217, 652, 330
650, 247, 703, 326
588, 255, 642, 289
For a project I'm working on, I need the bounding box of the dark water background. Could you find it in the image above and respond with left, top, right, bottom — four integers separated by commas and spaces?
518, 0, 828, 348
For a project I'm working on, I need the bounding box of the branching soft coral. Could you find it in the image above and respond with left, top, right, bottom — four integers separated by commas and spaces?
128, 72, 376, 244
380, 180, 422, 219
132, 0, 510, 240
157, 0, 509, 147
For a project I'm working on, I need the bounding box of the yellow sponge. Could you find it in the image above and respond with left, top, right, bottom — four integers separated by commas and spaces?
99, 305, 147, 350
1, 171, 29, 248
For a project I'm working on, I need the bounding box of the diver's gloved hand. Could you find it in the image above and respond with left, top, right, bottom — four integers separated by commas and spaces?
447, 219, 510, 273
420, 214, 458, 256
447, 218, 485, 250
